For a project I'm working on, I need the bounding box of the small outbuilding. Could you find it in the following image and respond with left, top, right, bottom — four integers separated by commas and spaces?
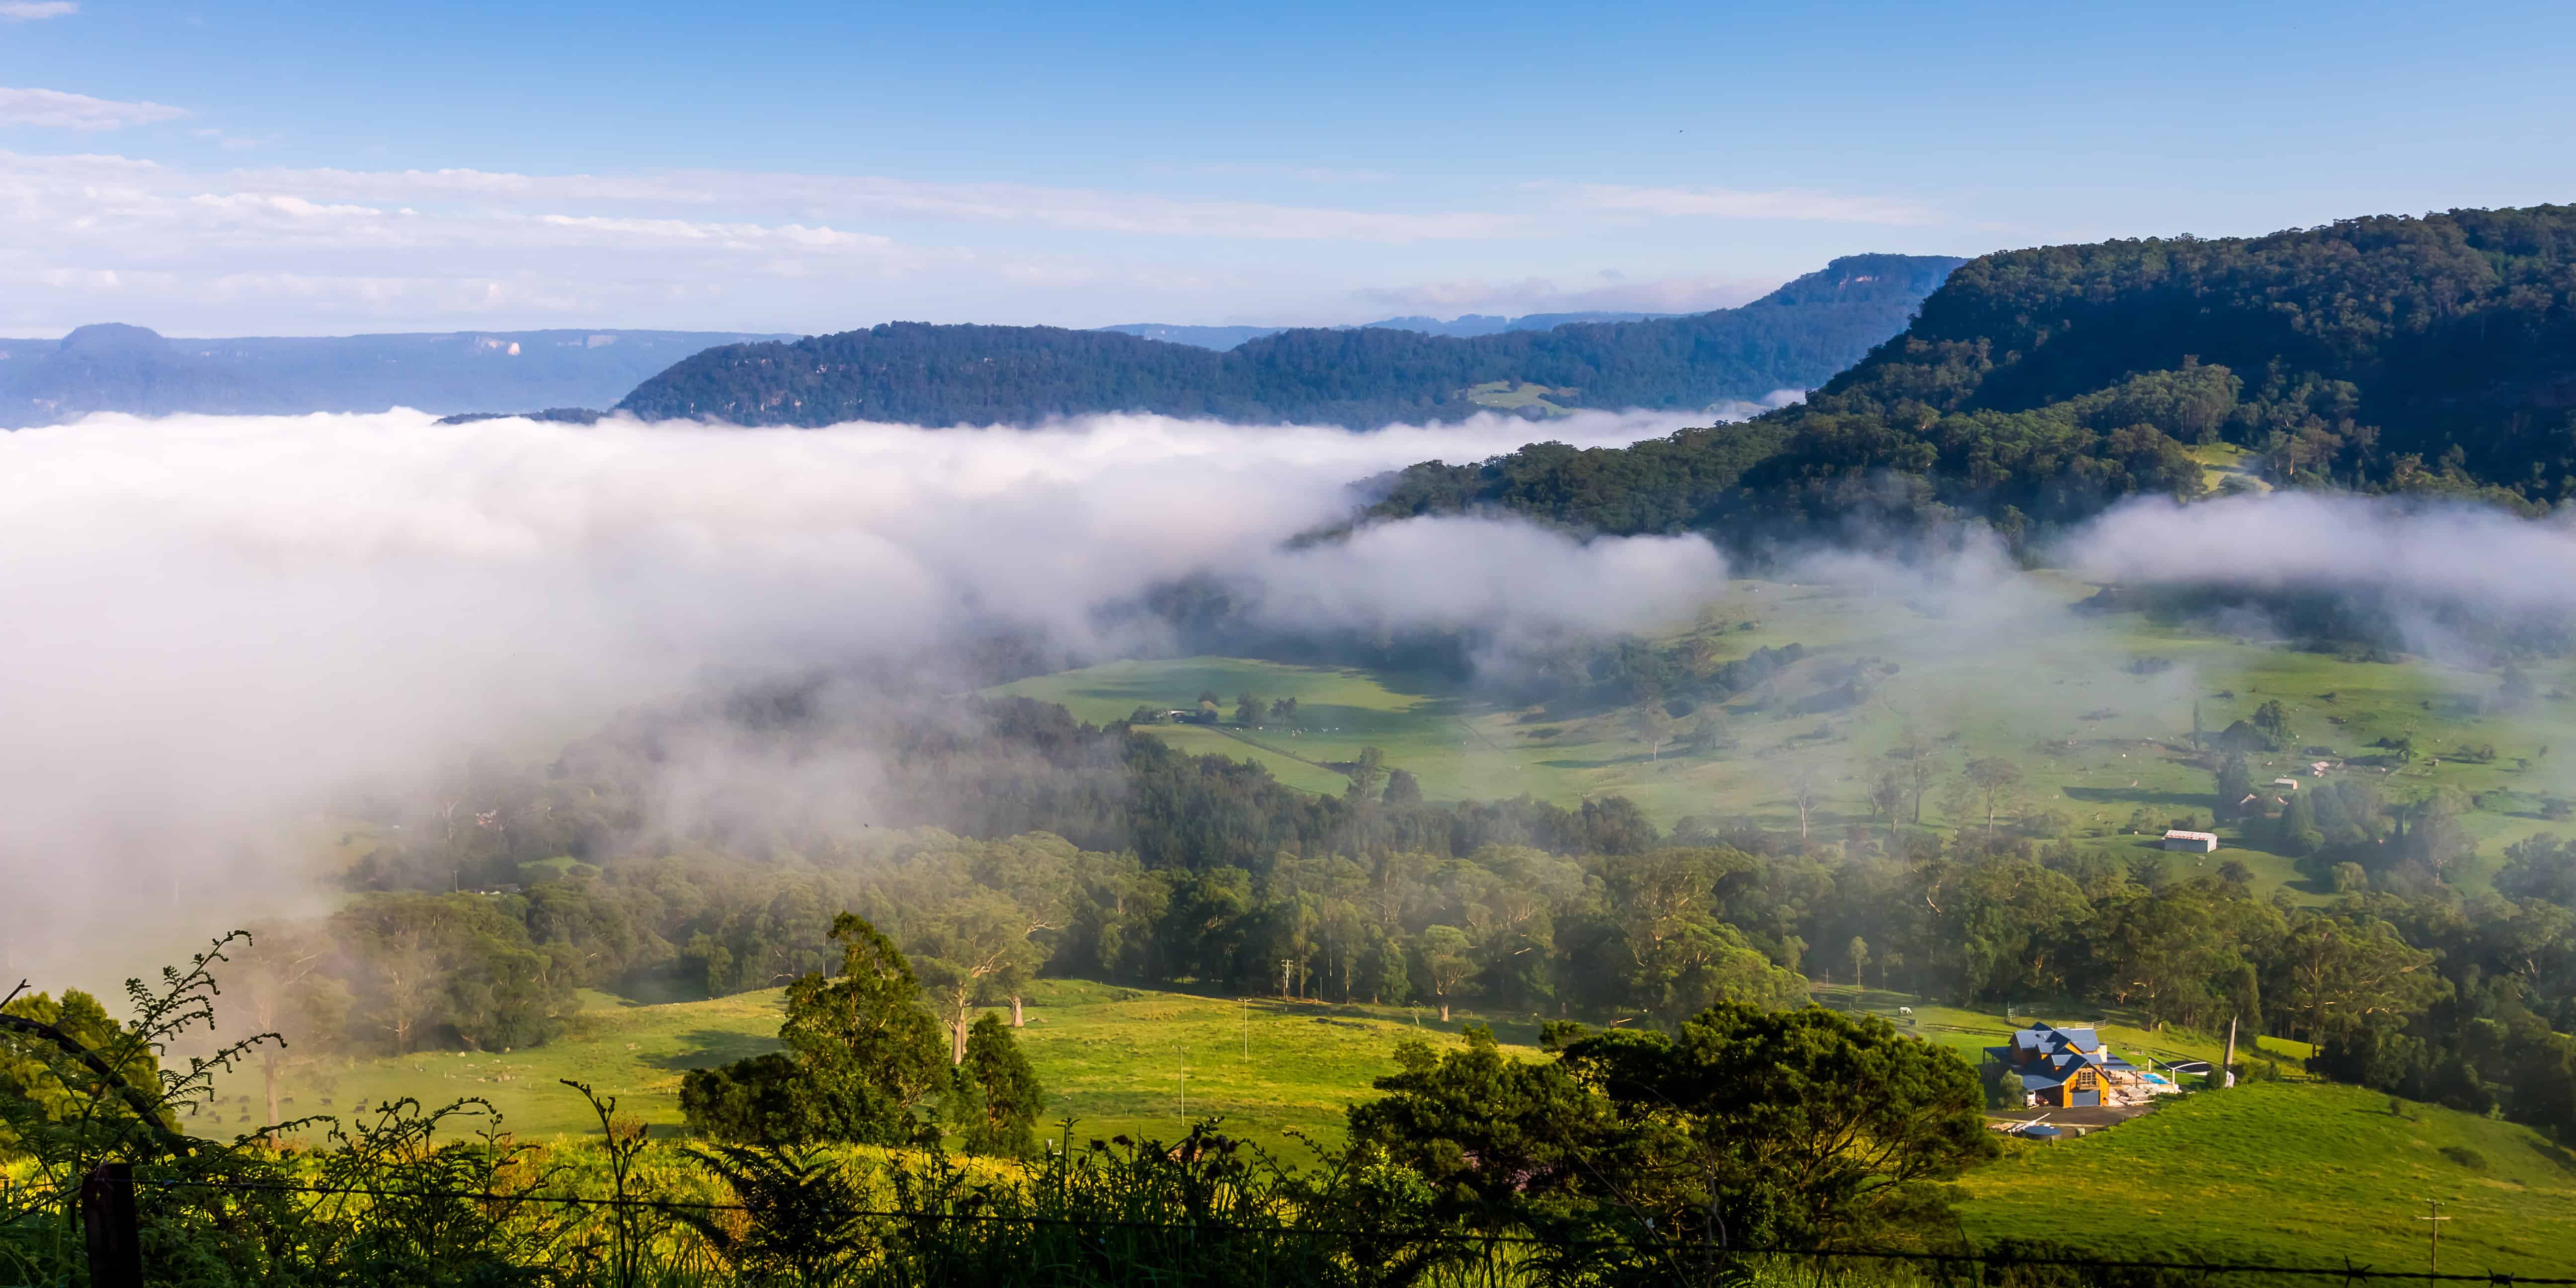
2163, 829, 2219, 853
2272, 778, 2301, 791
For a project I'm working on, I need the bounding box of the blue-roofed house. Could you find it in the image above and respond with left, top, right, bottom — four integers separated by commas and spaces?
1983, 1023, 2144, 1108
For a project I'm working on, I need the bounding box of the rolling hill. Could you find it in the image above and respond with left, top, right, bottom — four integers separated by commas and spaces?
1096, 309, 1682, 350
611, 254, 1964, 428
1364, 204, 2576, 536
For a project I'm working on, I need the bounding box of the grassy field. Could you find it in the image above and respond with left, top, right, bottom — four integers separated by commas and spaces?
1957, 1080, 2576, 1276
215, 977, 2576, 1274
1461, 380, 1579, 415
223, 980, 2313, 1147
996, 576, 2576, 902
2188, 441, 2273, 495
218, 979, 1528, 1153
1809, 985, 2315, 1079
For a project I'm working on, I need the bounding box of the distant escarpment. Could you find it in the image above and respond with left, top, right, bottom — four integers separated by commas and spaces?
0, 325, 796, 428
612, 254, 1966, 429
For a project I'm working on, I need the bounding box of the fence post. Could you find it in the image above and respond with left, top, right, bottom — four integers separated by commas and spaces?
80, 1161, 143, 1288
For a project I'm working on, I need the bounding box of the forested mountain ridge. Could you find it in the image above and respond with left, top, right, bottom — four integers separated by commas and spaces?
1097, 308, 1681, 350
1367, 205, 2576, 537
611, 253, 1965, 428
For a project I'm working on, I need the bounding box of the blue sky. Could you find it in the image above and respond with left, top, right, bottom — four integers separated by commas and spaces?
3, 0, 2572, 334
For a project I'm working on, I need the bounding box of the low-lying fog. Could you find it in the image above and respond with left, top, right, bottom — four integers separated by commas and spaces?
7, 407, 2576, 983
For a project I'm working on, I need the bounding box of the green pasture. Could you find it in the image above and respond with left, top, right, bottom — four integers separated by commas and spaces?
2188, 441, 2273, 495
996, 577, 2576, 901
1808, 985, 2314, 1080
218, 979, 1525, 1153
211, 977, 2576, 1272
1460, 380, 1579, 415
1957, 1080, 2576, 1276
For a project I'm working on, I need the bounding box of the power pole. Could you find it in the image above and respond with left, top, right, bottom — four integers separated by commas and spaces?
2417, 1200, 2448, 1274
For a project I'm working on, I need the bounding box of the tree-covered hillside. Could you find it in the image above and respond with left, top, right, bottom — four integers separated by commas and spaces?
1368, 205, 2576, 537
1096, 308, 1681, 350
613, 254, 1964, 427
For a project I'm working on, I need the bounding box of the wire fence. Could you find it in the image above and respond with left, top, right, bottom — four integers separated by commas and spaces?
77, 1173, 2576, 1286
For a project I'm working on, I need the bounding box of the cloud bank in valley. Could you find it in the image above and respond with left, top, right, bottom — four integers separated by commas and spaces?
2065, 491, 2576, 615
0, 407, 1718, 975
15, 407, 2576, 983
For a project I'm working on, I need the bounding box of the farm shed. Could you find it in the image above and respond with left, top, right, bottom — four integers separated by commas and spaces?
2163, 829, 2218, 853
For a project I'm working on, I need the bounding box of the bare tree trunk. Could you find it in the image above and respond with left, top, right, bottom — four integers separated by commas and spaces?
952, 1010, 968, 1065
1010, 994, 1024, 1028
1439, 1001, 1451, 1022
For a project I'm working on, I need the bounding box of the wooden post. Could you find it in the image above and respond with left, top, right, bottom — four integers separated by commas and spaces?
80, 1162, 142, 1288
2417, 1199, 2449, 1274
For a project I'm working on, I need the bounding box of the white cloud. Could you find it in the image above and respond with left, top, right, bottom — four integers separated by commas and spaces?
1557, 182, 1934, 227
537, 214, 897, 251
0, 149, 1928, 333
190, 126, 277, 152
0, 149, 1541, 329
0, 87, 186, 130
1357, 271, 1780, 317
2063, 491, 2576, 618
220, 162, 1513, 242
0, 407, 1704, 970
0, 1, 79, 19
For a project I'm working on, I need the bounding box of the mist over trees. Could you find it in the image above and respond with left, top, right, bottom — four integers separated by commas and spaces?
161, 667, 2576, 1147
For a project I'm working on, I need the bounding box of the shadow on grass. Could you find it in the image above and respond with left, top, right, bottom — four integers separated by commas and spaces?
2061, 786, 2213, 809
605, 972, 710, 1007
1538, 749, 1715, 770
643, 1028, 782, 1072
2529, 1136, 2576, 1176
1149, 986, 1551, 1047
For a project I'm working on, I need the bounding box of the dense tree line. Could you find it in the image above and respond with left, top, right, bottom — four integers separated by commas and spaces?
243, 679, 2576, 1144
1352, 1007, 1996, 1251
1366, 205, 2576, 543
612, 255, 1963, 428
678, 912, 1046, 1154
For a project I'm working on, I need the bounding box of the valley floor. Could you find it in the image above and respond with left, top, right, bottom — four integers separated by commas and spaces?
995, 575, 2576, 904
